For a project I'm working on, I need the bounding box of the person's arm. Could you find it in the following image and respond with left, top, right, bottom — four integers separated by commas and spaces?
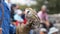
45, 14, 50, 26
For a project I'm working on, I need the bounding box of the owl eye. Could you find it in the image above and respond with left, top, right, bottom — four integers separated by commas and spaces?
27, 11, 30, 14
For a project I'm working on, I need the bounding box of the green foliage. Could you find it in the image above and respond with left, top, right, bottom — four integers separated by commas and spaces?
19, 0, 60, 14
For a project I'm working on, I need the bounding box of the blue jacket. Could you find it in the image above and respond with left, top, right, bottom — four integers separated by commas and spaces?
0, 1, 10, 34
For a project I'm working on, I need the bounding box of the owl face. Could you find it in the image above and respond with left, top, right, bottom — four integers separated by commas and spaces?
25, 9, 31, 14
25, 9, 33, 17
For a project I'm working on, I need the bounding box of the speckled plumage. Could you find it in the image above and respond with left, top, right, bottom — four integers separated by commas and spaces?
16, 8, 40, 34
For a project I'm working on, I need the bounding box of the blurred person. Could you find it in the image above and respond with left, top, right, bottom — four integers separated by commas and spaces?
9, 20, 16, 34
11, 4, 22, 21
15, 10, 27, 34
21, 10, 27, 24
15, 4, 19, 9
14, 9, 24, 26
37, 5, 49, 26
12, 4, 24, 26
0, 0, 10, 34
40, 22, 59, 34
14, 4, 20, 14
11, 4, 17, 20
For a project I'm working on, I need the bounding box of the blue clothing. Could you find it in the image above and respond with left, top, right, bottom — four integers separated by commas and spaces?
0, 1, 10, 34
30, 29, 34, 34
21, 14, 25, 19
9, 24, 16, 34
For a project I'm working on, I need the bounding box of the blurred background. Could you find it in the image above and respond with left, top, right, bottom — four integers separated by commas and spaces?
10, 0, 60, 14
10, 0, 60, 30
7, 0, 60, 34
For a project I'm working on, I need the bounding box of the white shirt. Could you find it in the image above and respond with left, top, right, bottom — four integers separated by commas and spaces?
14, 14, 24, 22
14, 9, 22, 14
